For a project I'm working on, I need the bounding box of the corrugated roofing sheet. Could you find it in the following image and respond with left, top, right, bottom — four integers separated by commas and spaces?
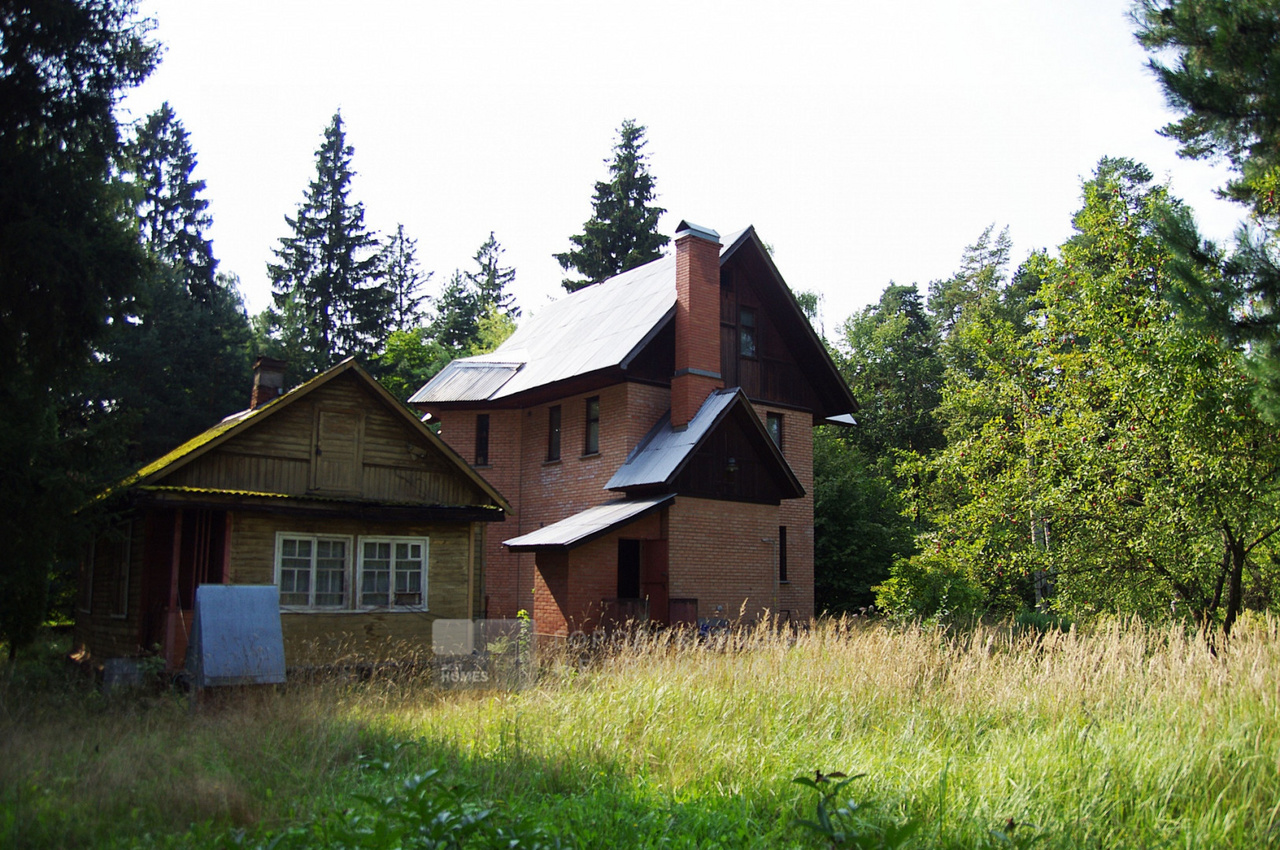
407, 361, 522, 404
605, 389, 740, 490
503, 494, 675, 551
416, 231, 749, 403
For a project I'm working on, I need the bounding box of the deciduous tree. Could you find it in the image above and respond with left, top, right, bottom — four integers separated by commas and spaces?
881, 160, 1280, 632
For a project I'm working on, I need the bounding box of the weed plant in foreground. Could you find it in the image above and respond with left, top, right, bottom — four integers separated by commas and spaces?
2, 616, 1279, 848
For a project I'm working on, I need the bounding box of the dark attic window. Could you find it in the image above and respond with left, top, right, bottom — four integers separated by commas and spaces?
739, 306, 757, 359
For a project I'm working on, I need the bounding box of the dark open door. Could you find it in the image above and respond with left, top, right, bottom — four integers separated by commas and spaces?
141, 508, 229, 671
640, 540, 669, 625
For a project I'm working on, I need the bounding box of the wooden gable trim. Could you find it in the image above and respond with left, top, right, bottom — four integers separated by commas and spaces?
720, 228, 858, 421
127, 358, 511, 514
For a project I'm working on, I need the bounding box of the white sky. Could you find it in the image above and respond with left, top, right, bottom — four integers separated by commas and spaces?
119, 0, 1244, 335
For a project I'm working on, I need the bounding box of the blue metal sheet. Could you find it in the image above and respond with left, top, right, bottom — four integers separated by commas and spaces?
186, 584, 286, 687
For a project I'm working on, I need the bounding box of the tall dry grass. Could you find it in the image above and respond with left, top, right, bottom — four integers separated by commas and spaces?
3, 616, 1279, 847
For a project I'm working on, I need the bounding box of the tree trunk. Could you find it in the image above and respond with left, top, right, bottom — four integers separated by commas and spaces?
1222, 530, 1247, 639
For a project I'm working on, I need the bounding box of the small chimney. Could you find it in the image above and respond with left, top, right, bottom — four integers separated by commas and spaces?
250, 357, 288, 409
671, 220, 723, 429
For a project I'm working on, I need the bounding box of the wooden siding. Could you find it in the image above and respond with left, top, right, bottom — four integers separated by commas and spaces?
164, 373, 486, 506
673, 409, 791, 504
229, 512, 476, 665
73, 521, 147, 660
720, 263, 820, 412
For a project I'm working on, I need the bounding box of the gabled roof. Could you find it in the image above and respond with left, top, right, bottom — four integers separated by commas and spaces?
409, 228, 752, 405
606, 388, 803, 498
503, 494, 675, 552
112, 358, 511, 514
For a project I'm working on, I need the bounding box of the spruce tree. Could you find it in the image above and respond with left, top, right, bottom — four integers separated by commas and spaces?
466, 231, 519, 317
431, 270, 484, 351
95, 103, 253, 463
267, 111, 388, 376
124, 102, 217, 301
380, 223, 430, 333
0, 0, 158, 657
555, 120, 668, 292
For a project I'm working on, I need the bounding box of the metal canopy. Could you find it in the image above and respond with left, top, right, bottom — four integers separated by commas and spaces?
605, 389, 739, 490
503, 494, 675, 551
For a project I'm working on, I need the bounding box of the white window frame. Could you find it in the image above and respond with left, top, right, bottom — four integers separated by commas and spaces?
357, 536, 429, 611
274, 533, 354, 611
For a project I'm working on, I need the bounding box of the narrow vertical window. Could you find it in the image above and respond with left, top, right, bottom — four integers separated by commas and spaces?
584, 396, 600, 455
547, 405, 561, 461
739, 307, 757, 358
475, 413, 490, 466
766, 412, 783, 450
778, 526, 788, 583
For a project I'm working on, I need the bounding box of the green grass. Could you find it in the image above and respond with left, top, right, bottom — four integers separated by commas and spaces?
3, 616, 1280, 847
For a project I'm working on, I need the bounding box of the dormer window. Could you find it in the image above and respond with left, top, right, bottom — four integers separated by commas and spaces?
739, 307, 757, 359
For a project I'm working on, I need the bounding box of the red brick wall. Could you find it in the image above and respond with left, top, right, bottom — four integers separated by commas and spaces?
532, 510, 663, 636
426, 385, 817, 627
426, 382, 671, 621
753, 403, 815, 621
667, 497, 781, 622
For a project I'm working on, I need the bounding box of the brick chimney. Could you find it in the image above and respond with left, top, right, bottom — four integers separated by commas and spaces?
671, 221, 723, 429
250, 356, 287, 409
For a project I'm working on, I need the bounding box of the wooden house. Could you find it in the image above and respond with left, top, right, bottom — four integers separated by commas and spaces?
409, 222, 857, 635
73, 358, 510, 671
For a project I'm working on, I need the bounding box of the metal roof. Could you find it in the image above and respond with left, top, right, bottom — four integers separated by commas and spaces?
408, 361, 522, 404
605, 389, 740, 490
503, 494, 675, 551
415, 230, 749, 404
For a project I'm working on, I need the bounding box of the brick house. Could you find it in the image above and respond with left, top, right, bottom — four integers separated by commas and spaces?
409, 222, 856, 635
75, 358, 509, 671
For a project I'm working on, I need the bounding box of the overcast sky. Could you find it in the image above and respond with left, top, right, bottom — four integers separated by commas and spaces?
120, 0, 1244, 335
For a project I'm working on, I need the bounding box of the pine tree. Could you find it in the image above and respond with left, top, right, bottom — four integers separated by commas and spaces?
1135, 0, 1280, 419
267, 111, 388, 376
380, 223, 430, 333
555, 120, 668, 292
124, 102, 217, 301
465, 231, 519, 318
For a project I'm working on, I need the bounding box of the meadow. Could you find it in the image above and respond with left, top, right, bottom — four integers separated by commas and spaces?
2, 616, 1278, 848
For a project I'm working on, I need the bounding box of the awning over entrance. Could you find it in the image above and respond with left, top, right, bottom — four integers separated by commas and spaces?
503, 494, 675, 552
